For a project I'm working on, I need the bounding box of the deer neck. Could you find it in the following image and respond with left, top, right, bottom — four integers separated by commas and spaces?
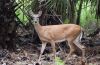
34, 23, 42, 33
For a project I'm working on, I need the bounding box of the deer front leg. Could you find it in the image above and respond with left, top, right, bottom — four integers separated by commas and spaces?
74, 38, 86, 61
51, 41, 56, 64
38, 42, 47, 62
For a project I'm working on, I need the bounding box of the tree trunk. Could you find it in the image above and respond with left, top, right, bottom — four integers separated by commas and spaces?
0, 0, 17, 51
76, 0, 83, 25
96, 0, 100, 28
96, 0, 100, 18
67, 0, 76, 23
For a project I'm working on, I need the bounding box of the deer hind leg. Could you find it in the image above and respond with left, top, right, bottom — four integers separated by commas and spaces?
38, 42, 47, 62
64, 41, 77, 61
67, 42, 77, 57
73, 35, 86, 59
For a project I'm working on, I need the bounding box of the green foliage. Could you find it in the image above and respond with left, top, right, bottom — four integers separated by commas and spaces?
15, 0, 32, 25
55, 57, 64, 65
79, 2, 100, 34
64, 18, 70, 24
80, 3, 96, 27
15, 0, 99, 29
16, 9, 28, 24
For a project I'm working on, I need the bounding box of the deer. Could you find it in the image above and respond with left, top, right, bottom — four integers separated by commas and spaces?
28, 10, 86, 64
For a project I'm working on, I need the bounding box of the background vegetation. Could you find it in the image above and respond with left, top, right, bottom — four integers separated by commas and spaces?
16, 0, 100, 27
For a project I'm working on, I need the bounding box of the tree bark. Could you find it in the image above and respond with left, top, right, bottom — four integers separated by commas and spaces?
0, 0, 17, 51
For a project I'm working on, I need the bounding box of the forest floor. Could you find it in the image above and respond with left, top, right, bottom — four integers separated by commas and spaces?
0, 27, 100, 65
0, 42, 100, 65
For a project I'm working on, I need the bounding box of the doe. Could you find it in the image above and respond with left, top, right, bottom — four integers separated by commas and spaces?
29, 10, 86, 63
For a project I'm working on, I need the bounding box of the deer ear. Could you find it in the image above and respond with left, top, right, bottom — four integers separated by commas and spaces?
38, 11, 42, 17
28, 10, 34, 17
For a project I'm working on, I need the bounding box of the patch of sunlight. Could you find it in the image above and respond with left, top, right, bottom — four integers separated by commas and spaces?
89, 63, 97, 65
55, 57, 65, 65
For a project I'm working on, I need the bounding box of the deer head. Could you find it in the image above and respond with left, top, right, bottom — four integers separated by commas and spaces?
29, 10, 42, 24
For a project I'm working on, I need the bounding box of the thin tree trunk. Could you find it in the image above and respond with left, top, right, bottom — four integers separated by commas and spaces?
76, 0, 83, 25
96, 0, 100, 28
67, 0, 76, 23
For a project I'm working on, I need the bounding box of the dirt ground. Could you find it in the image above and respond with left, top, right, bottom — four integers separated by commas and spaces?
0, 43, 100, 65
